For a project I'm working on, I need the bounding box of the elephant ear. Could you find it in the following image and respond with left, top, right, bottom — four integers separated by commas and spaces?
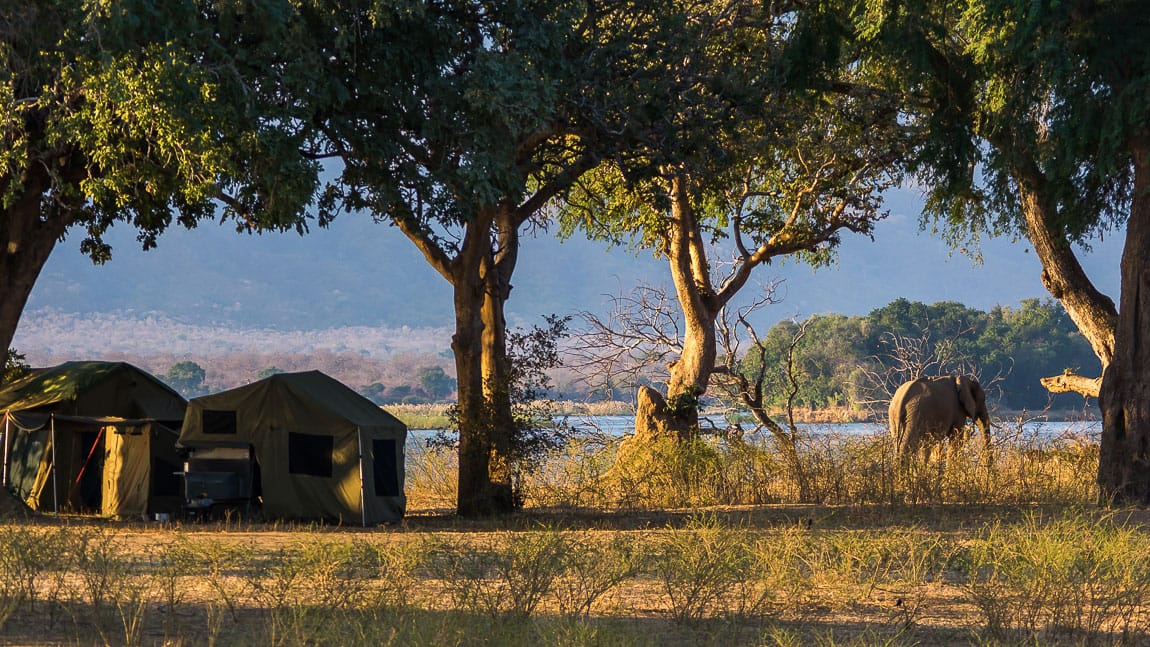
955, 376, 978, 418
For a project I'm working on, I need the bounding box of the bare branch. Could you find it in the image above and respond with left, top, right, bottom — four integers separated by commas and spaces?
1040, 371, 1101, 399
566, 284, 683, 398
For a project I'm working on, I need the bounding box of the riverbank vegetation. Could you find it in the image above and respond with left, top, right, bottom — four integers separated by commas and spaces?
743, 299, 1095, 415
407, 419, 1099, 511
574, 297, 1095, 420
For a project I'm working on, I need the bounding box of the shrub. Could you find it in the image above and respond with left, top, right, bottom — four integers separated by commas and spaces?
552, 531, 643, 619
425, 529, 568, 619
650, 515, 769, 624
959, 513, 1150, 642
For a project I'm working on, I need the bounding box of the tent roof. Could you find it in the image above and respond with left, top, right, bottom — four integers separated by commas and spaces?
190, 370, 405, 429
0, 361, 186, 420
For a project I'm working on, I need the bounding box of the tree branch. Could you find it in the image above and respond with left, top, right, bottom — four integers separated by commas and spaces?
1040, 371, 1101, 399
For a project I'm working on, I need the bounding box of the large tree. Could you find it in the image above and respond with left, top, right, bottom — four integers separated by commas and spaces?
1, 0, 316, 359
564, 1, 901, 437
856, 1, 1148, 502
292, 0, 622, 515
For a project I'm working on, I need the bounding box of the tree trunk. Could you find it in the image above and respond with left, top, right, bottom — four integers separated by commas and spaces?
452, 259, 497, 516
1098, 143, 1150, 504
397, 204, 516, 517
663, 312, 715, 433
0, 181, 71, 356
428, 208, 512, 517
1014, 167, 1117, 395
634, 175, 718, 439
476, 208, 519, 512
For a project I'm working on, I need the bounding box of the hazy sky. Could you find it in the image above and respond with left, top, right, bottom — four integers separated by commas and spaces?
23, 187, 1123, 335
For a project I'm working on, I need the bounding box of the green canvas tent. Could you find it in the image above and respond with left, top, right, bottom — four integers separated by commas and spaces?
0, 361, 186, 518
178, 371, 407, 525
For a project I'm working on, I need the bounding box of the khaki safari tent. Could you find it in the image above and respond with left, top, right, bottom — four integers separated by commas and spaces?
0, 361, 186, 518
178, 371, 406, 525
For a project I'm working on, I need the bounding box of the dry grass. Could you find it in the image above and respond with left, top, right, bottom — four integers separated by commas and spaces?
0, 423, 1124, 646
3, 506, 1150, 646
388, 403, 453, 430
487, 422, 1100, 512
390, 400, 634, 430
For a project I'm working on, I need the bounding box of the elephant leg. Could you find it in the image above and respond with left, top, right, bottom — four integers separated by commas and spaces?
896, 430, 916, 463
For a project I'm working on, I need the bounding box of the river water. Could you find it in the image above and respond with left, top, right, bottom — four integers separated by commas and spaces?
411, 415, 1102, 441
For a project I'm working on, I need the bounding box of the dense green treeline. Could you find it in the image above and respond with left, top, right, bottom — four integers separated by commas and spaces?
747, 298, 1096, 413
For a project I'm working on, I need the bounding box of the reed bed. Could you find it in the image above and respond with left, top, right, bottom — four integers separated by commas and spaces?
389, 400, 634, 430
406, 421, 1100, 511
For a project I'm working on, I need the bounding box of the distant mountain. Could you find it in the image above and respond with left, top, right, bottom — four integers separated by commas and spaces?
20, 189, 1122, 337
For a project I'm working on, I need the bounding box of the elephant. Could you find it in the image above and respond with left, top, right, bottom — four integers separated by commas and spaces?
888, 375, 991, 460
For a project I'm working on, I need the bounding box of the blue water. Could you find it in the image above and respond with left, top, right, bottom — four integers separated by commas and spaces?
410, 416, 1101, 441
561, 415, 1101, 438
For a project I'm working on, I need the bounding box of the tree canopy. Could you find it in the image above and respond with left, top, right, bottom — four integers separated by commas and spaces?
558, 0, 904, 436
0, 0, 319, 357
846, 0, 1150, 502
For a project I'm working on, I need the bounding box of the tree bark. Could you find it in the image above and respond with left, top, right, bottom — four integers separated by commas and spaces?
1013, 164, 1118, 396
397, 206, 512, 516
450, 232, 497, 517
477, 207, 519, 512
1098, 142, 1150, 505
1040, 373, 1101, 399
635, 175, 717, 438
0, 174, 72, 357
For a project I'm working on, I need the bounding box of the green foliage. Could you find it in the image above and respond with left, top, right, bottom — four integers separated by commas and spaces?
163, 360, 207, 398
560, 1, 899, 264
2, 350, 29, 386
663, 385, 702, 419
302, 0, 602, 234
0, 0, 317, 252
417, 366, 455, 401
743, 298, 1094, 412
853, 0, 1143, 245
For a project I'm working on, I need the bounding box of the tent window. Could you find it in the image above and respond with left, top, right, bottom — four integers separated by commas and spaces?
202, 410, 237, 435
288, 432, 333, 477
372, 439, 400, 497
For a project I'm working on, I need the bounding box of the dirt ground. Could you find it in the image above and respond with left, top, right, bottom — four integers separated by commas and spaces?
1, 503, 1147, 646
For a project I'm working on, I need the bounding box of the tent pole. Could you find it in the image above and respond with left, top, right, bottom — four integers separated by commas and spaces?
51, 415, 58, 515
2, 412, 9, 488
357, 429, 366, 527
